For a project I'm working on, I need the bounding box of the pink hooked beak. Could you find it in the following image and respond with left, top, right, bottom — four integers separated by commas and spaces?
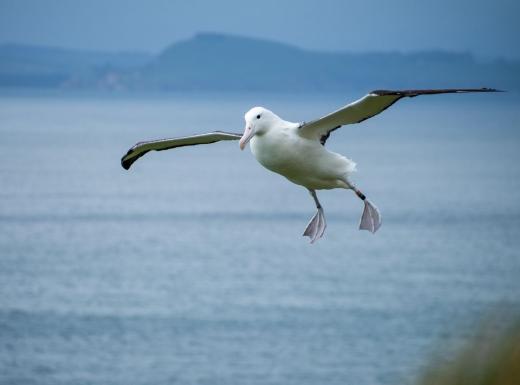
239, 125, 254, 150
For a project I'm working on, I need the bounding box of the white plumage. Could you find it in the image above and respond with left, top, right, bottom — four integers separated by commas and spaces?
247, 107, 355, 190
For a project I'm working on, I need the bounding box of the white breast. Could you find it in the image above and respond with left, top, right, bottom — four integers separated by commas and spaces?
249, 126, 356, 190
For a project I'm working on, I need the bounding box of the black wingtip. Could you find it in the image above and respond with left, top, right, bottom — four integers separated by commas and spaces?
478, 87, 505, 92
121, 158, 132, 170
121, 146, 149, 170
371, 87, 505, 97
121, 148, 135, 170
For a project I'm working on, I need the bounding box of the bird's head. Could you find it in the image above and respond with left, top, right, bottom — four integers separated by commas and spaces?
239, 107, 280, 150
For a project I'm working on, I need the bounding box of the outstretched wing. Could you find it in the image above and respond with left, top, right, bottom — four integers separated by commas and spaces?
298, 88, 501, 145
121, 131, 242, 170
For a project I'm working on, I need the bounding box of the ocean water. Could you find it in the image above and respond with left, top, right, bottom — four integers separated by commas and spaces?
0, 91, 519, 385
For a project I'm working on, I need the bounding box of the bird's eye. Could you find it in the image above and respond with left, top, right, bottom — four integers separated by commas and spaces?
256, 114, 261, 119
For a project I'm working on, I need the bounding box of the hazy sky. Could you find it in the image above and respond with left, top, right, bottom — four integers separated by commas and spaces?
1, 0, 519, 59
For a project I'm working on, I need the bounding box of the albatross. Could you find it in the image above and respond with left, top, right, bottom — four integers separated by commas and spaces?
121, 88, 499, 243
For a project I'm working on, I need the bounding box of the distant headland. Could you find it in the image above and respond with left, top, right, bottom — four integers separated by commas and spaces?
1, 32, 518, 92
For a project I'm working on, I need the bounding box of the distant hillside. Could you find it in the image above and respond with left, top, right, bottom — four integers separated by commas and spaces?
0, 44, 152, 89
1, 33, 519, 91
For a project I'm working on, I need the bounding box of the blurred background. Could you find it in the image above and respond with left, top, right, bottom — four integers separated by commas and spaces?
0, 1, 519, 384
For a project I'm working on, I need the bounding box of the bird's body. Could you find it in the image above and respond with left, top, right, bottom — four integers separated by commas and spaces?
249, 118, 354, 190
121, 87, 500, 243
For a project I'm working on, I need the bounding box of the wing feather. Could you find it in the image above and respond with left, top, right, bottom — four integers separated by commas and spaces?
121, 131, 241, 170
299, 88, 501, 144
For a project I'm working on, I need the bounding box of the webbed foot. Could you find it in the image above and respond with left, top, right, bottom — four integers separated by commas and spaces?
303, 207, 327, 243
359, 199, 382, 233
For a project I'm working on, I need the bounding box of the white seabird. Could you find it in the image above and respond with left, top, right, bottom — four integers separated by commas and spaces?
121, 88, 500, 243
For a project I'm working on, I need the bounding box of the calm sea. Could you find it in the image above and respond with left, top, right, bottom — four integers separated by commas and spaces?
1, 91, 519, 385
